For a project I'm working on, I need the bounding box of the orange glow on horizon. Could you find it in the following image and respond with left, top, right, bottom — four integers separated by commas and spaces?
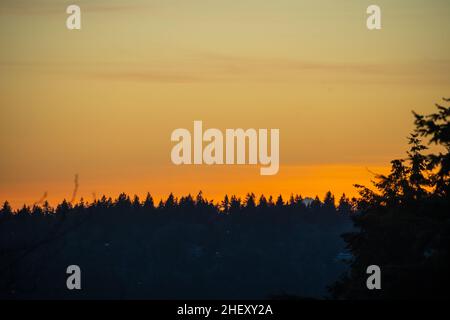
1, 164, 390, 209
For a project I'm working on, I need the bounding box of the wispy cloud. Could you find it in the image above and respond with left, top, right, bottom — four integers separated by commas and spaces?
196, 53, 450, 76
91, 70, 213, 83
87, 53, 450, 85
2, 52, 449, 85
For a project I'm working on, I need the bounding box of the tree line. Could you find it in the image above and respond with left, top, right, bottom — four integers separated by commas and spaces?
0, 190, 354, 219
0, 189, 353, 299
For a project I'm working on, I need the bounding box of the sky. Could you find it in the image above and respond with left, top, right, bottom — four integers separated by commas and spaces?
1, 0, 449, 208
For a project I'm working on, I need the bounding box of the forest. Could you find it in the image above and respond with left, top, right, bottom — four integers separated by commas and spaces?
0, 98, 449, 299
0, 190, 353, 299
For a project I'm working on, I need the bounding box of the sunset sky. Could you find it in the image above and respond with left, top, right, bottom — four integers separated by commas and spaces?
1, 0, 449, 208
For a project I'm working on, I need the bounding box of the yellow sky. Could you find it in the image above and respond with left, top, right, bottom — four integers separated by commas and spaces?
1, 0, 449, 208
